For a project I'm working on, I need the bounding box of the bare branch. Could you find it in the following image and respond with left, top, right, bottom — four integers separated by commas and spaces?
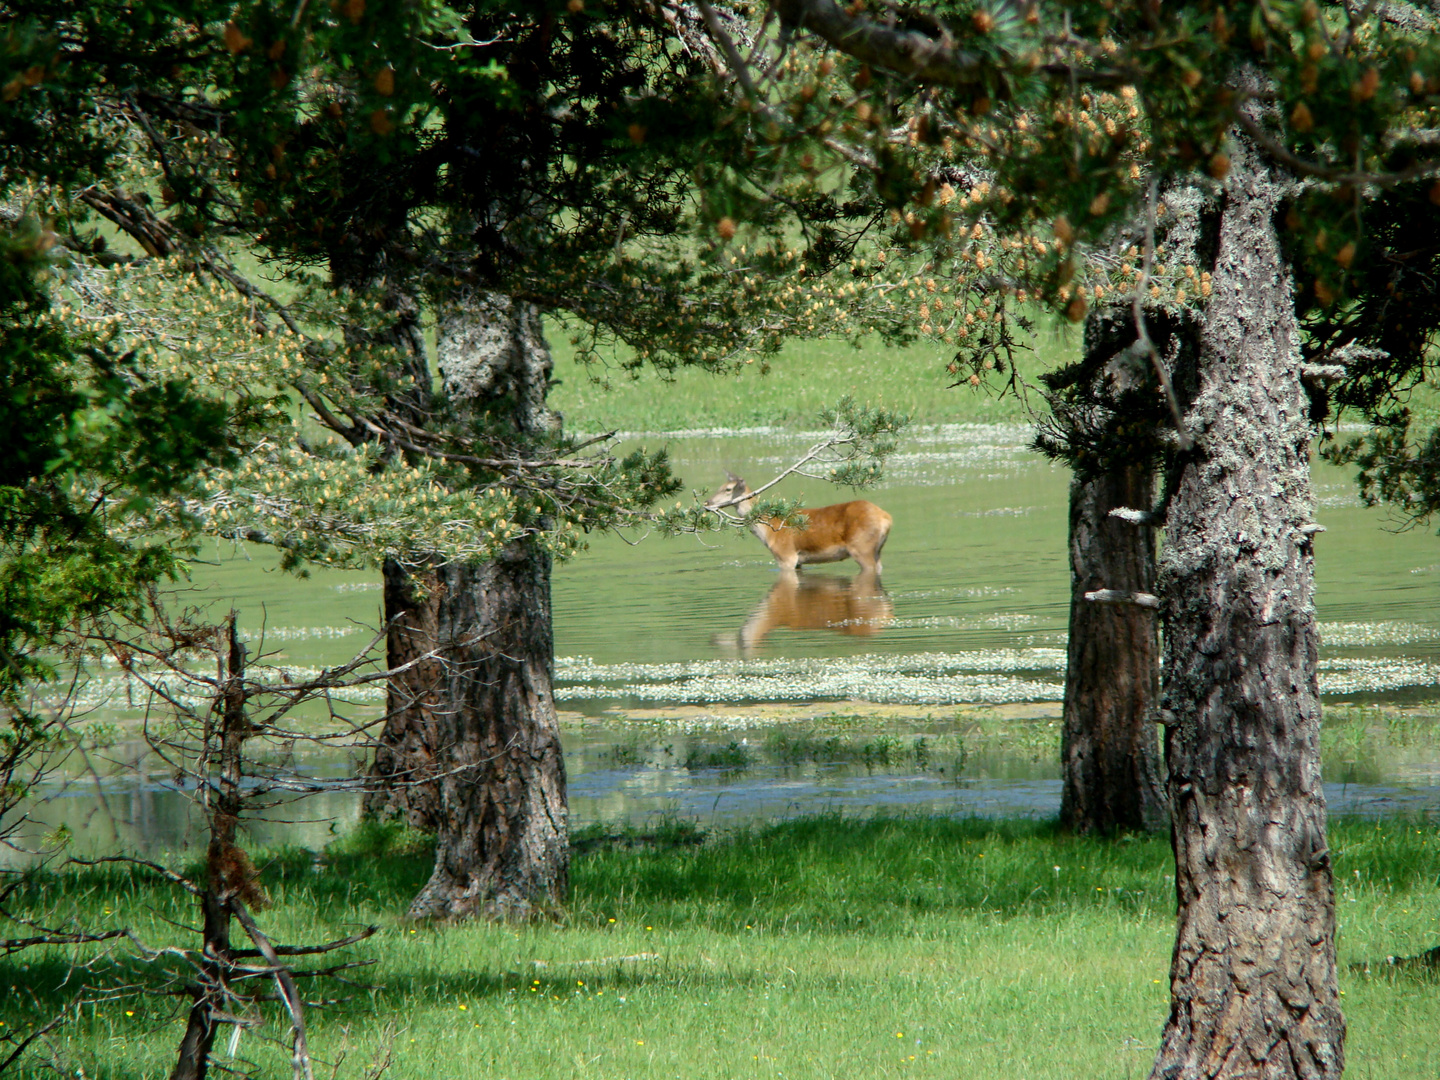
1108, 507, 1158, 525
1234, 109, 1440, 188
1085, 589, 1161, 608
230, 899, 315, 1080
1, 926, 132, 955
0, 1012, 66, 1074
770, 0, 987, 86
66, 855, 202, 897
232, 927, 378, 959
696, 0, 762, 100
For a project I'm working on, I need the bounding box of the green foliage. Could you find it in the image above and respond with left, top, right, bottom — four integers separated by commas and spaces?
743, 2, 1440, 288
682, 739, 754, 770
2, 0, 919, 592
0, 225, 243, 869
718, 1, 1440, 515
1308, 179, 1440, 525
0, 225, 235, 700
815, 395, 906, 485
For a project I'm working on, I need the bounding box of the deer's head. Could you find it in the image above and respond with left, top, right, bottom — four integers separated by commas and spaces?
704, 473, 752, 511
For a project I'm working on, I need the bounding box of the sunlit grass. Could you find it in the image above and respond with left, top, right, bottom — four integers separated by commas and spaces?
549, 321, 1078, 433
6, 816, 1438, 1079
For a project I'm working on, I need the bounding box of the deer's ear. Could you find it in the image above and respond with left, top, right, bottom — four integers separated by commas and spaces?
725, 471, 741, 483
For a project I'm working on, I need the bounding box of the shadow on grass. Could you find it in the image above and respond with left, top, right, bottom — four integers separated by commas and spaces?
7, 812, 1439, 1024
3, 813, 1439, 1080
1349, 945, 1440, 980
568, 813, 1177, 931
12, 813, 1439, 934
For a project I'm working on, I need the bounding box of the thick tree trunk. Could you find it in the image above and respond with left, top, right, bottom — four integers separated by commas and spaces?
1059, 462, 1166, 834
362, 559, 444, 830
397, 290, 569, 920
1149, 133, 1343, 1078
404, 546, 569, 920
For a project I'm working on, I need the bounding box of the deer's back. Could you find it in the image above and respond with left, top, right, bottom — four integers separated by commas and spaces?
775, 500, 891, 553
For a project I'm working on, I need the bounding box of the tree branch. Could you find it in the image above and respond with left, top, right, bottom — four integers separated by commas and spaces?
768, 0, 988, 86
230, 898, 315, 1080
231, 926, 378, 959
0, 1012, 65, 1074
1085, 589, 1160, 608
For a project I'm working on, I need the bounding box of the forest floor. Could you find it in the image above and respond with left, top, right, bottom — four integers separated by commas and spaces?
6, 816, 1438, 1079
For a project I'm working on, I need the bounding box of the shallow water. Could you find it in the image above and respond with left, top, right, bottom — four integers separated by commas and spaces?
550, 423, 1440, 701
14, 423, 1440, 859
16, 707, 1440, 865
115, 423, 1440, 700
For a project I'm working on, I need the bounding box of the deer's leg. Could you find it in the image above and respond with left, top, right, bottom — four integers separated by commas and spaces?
870, 522, 891, 576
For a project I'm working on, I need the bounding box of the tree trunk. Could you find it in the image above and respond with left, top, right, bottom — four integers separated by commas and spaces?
400, 291, 569, 920
362, 559, 444, 830
327, 254, 449, 833
1059, 462, 1166, 834
403, 545, 569, 920
1149, 131, 1343, 1079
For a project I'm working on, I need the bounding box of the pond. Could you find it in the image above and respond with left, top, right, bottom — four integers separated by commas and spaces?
14, 423, 1440, 862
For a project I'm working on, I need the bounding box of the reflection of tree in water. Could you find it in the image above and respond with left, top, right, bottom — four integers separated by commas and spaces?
11, 747, 363, 865
714, 571, 893, 656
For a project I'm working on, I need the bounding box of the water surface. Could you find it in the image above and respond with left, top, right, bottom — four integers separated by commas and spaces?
14, 423, 1440, 860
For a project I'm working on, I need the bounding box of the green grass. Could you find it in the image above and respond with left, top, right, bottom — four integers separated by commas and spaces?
6, 815, 1438, 1079
548, 321, 1080, 433
590, 713, 1066, 780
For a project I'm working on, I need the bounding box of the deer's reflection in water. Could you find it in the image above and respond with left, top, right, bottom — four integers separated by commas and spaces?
714, 570, 894, 656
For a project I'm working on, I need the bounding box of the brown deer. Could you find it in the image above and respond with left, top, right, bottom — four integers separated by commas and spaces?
704, 474, 893, 575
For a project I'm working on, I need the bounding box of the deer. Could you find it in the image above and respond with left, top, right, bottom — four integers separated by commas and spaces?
704, 473, 893, 575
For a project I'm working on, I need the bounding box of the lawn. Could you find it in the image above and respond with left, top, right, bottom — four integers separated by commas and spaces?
6, 815, 1438, 1079
547, 319, 1079, 433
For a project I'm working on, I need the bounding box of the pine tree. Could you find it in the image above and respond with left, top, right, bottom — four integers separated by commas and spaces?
6, 0, 902, 918
709, 1, 1440, 1074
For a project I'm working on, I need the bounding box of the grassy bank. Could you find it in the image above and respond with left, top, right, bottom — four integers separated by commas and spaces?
548, 322, 1079, 433
548, 311, 1440, 437
6, 815, 1438, 1079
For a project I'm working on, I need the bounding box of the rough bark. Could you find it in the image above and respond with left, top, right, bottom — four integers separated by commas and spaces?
1149, 130, 1343, 1079
402, 290, 569, 920
328, 250, 452, 832
403, 546, 569, 920
1059, 461, 1166, 834
1048, 285, 1205, 837
362, 560, 445, 830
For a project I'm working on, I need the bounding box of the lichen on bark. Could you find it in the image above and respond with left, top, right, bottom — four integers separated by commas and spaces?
1149, 124, 1343, 1080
